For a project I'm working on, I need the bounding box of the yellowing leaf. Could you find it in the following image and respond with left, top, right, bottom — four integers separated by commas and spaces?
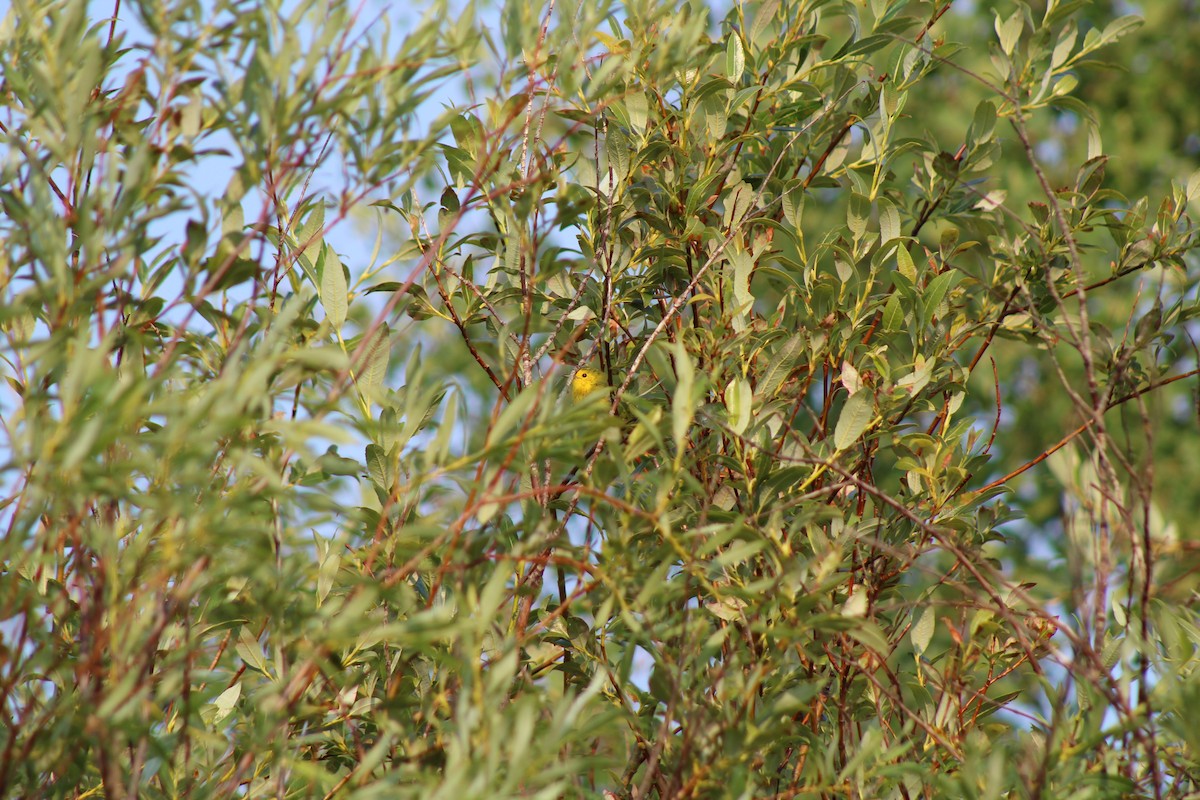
725, 377, 752, 435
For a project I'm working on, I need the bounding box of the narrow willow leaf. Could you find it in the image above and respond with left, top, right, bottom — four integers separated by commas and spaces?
606, 124, 630, 182
1051, 24, 1077, 69
725, 377, 752, 435
672, 341, 696, 454
317, 545, 341, 607
299, 204, 325, 265
921, 271, 958, 327
236, 628, 270, 677
626, 90, 648, 135
726, 32, 745, 81
365, 443, 388, 489
912, 607, 935, 655
730, 249, 753, 309
878, 197, 900, 243
748, 0, 779, 48
882, 293, 905, 331
759, 334, 804, 399
211, 683, 242, 723
359, 323, 390, 398
322, 245, 348, 330
995, 9, 1022, 55
847, 192, 870, 240
834, 390, 873, 451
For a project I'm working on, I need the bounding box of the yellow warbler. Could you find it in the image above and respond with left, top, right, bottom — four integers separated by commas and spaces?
571, 368, 606, 402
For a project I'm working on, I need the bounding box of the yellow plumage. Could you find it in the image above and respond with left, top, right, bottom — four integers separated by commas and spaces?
571, 368, 605, 402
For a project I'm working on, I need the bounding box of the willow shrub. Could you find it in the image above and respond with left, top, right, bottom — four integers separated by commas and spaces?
2, 0, 1199, 797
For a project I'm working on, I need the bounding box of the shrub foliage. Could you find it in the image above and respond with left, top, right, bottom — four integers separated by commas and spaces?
2, 0, 1199, 797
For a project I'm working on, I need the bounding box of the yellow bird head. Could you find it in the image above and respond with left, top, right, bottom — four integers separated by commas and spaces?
571, 368, 605, 402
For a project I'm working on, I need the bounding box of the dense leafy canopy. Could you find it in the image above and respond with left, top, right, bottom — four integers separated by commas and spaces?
2, 0, 1200, 797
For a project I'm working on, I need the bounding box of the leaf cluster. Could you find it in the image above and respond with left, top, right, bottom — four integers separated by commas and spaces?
2, 0, 1200, 798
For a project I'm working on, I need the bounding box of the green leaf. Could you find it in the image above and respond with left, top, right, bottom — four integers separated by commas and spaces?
221, 202, 243, 239
1052, 74, 1077, 97
366, 443, 388, 489
210, 683, 242, 724
748, 0, 780, 48
1051, 23, 1077, 69
896, 245, 917, 282
995, 9, 1023, 55
833, 391, 874, 451
725, 377, 752, 435
317, 544, 340, 607
968, 100, 996, 147
725, 32, 745, 81
236, 628, 271, 677
321, 245, 348, 330
921, 271, 958, 327
882, 293, 905, 331
672, 340, 696, 454
878, 197, 900, 243
1187, 168, 1200, 203
783, 183, 805, 230
729, 248, 753, 310
1099, 14, 1143, 45
897, 355, 933, 396
839, 34, 891, 59
626, 90, 648, 134
847, 192, 870, 240
912, 607, 935, 655
359, 323, 390, 399
606, 123, 630, 183
299, 203, 325, 266
759, 334, 805, 399
1076, 155, 1107, 199
845, 620, 890, 654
